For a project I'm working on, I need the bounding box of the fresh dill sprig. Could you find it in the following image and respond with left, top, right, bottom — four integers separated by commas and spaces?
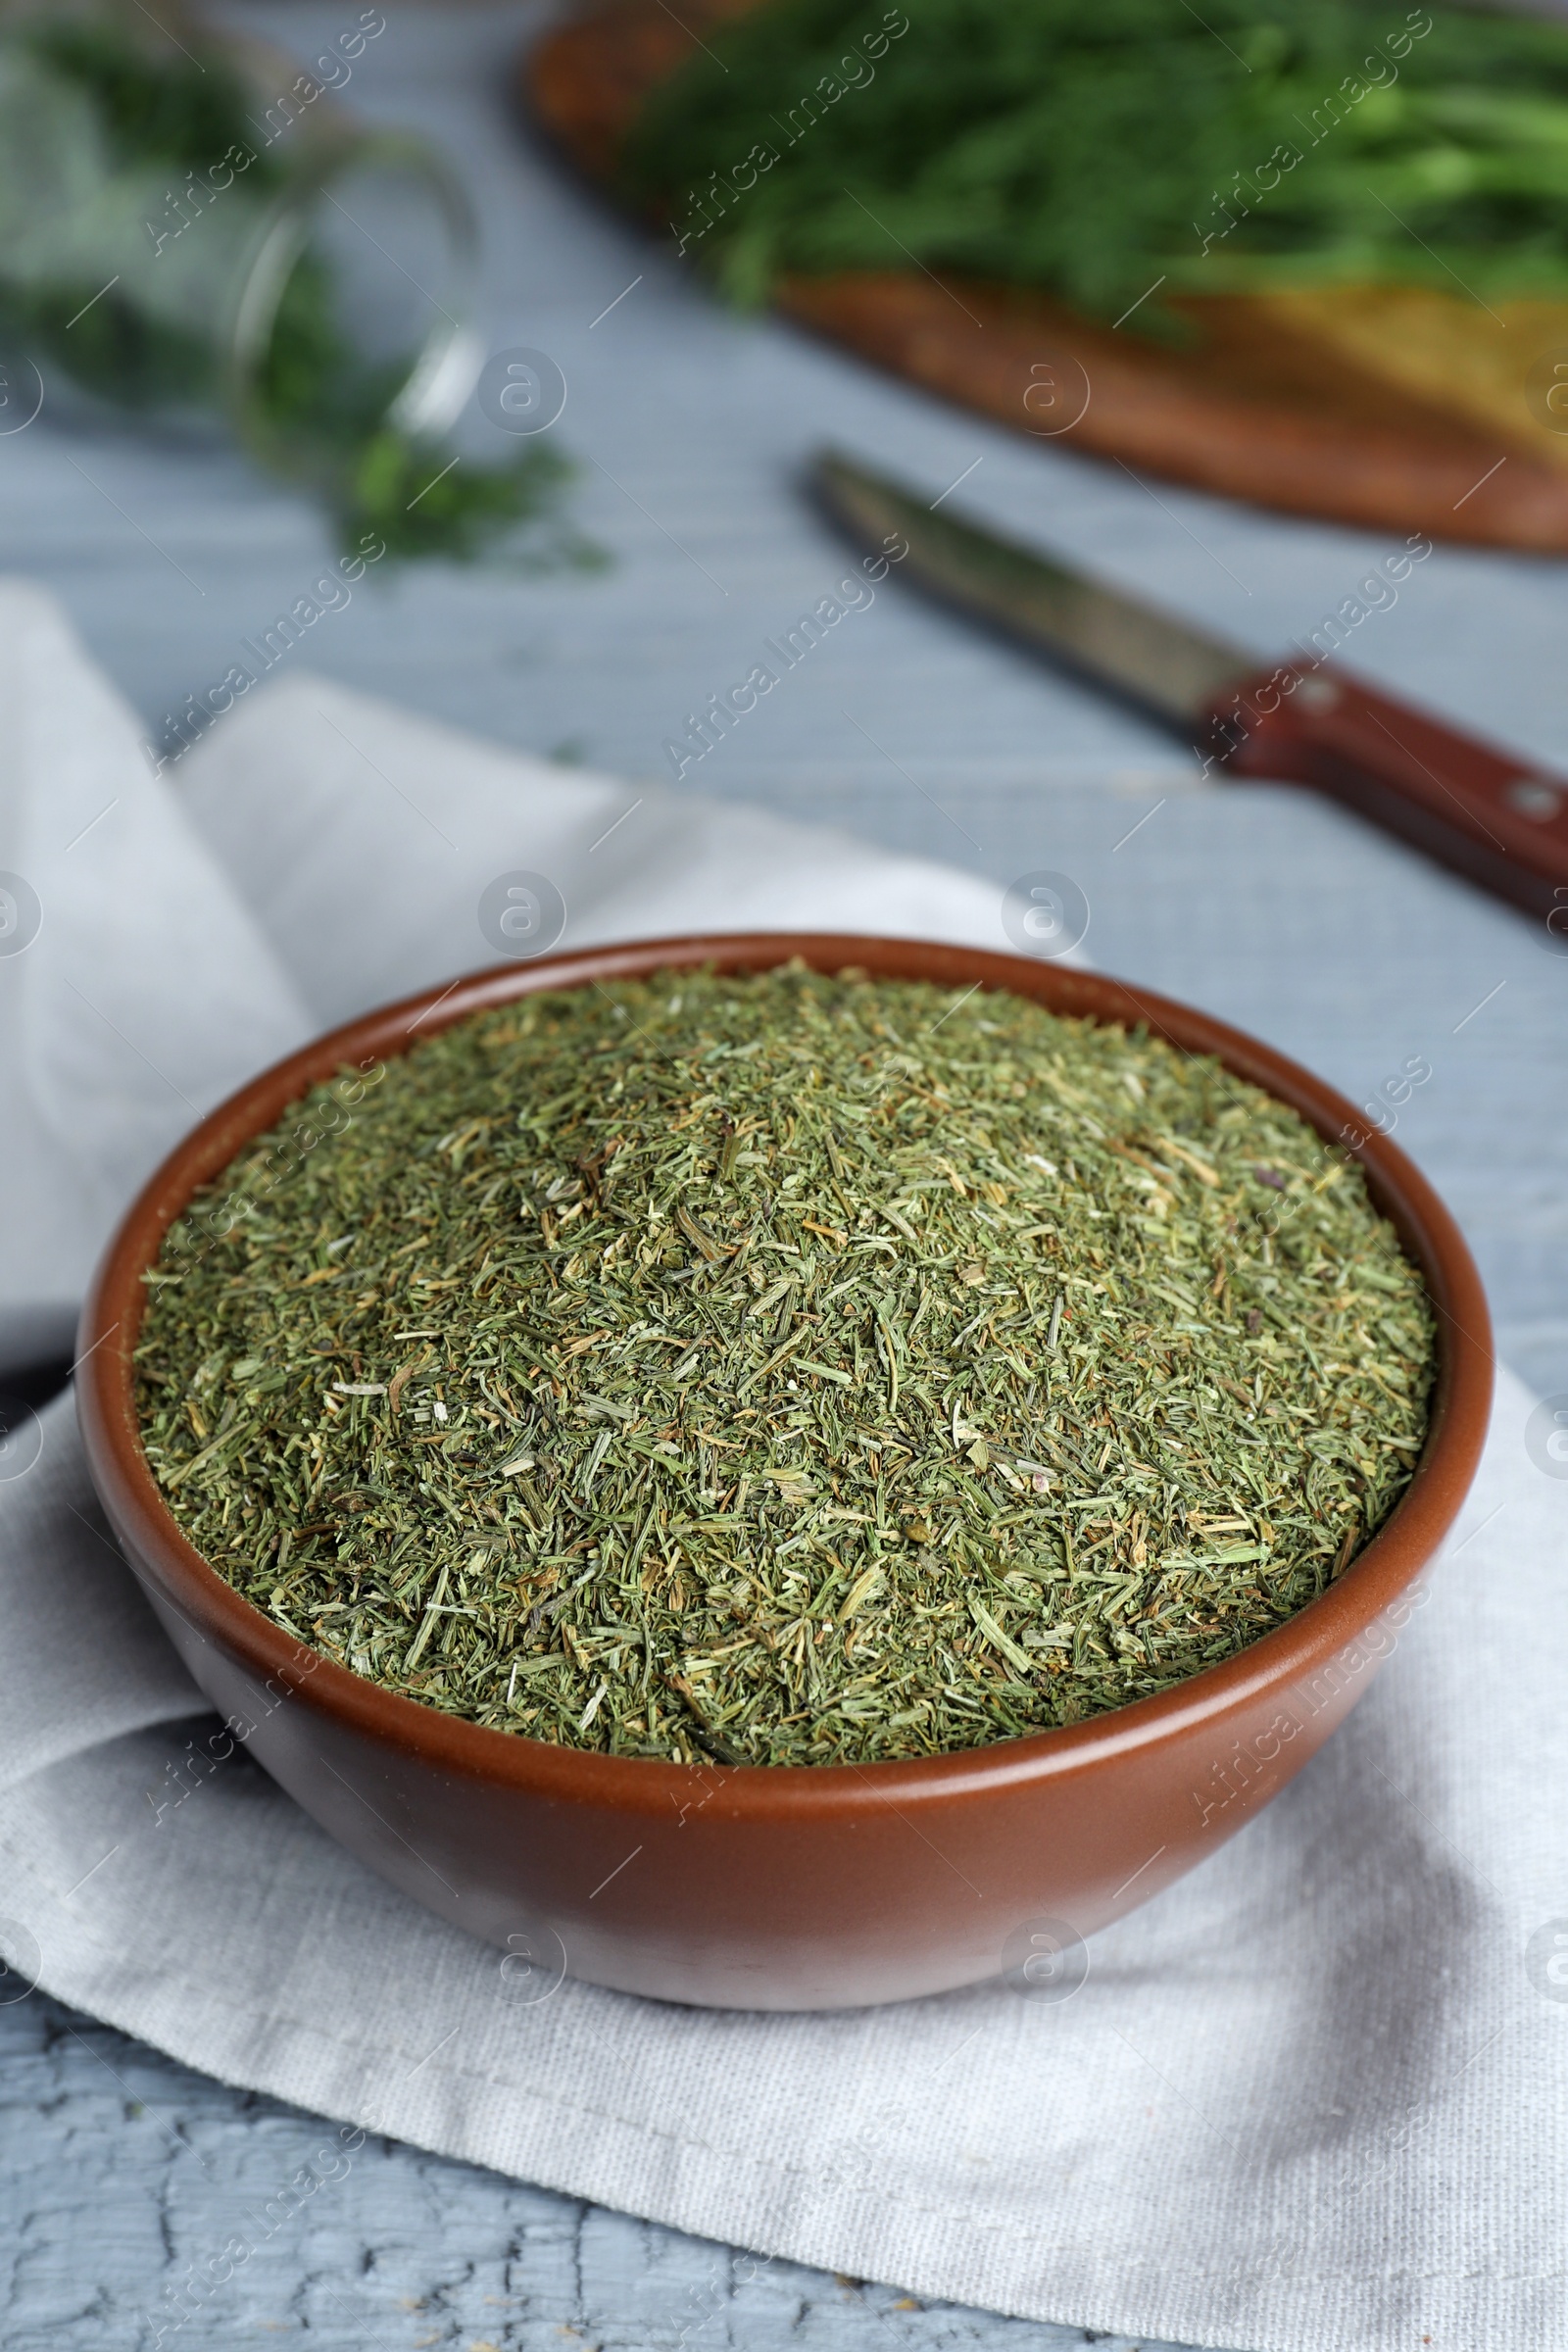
623, 0, 1568, 330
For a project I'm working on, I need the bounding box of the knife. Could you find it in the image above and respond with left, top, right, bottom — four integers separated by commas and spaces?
813, 449, 1568, 928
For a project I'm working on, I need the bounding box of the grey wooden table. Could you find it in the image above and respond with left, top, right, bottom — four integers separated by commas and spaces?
3, 4, 1567, 2343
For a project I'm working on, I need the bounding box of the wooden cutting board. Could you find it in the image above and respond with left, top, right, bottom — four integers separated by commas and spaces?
521, 0, 1568, 552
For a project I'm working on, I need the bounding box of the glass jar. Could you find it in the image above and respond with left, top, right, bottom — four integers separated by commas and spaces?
0, 2, 479, 476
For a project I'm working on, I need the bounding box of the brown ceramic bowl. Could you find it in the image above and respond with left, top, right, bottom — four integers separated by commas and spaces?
76, 935, 1492, 2010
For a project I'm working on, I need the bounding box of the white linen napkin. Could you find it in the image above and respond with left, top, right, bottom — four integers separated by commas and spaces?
2, 584, 1564, 2352
0, 584, 311, 1337
0, 579, 1016, 1337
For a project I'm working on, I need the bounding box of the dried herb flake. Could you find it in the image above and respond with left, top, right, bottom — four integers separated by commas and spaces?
134, 964, 1435, 1766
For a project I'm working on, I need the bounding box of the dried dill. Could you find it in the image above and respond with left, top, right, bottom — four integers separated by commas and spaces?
134, 964, 1436, 1767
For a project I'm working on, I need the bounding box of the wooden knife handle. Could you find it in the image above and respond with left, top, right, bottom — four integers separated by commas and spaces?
1204, 665, 1568, 927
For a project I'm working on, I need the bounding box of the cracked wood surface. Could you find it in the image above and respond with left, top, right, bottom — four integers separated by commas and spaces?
0, 1992, 1185, 2352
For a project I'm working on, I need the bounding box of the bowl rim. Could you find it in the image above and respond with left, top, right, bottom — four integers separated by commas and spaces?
75, 931, 1493, 1818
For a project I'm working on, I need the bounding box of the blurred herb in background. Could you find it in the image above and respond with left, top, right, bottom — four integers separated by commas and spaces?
339, 430, 592, 567
625, 0, 1568, 333
0, 9, 600, 570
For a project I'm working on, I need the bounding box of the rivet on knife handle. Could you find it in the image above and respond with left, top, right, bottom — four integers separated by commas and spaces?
1204, 667, 1568, 922
812, 446, 1568, 931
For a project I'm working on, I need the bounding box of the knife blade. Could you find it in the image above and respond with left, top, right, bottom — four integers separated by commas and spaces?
813, 448, 1568, 929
